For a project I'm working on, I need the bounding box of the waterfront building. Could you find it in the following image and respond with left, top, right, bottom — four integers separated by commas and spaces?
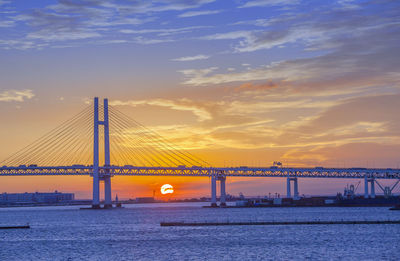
0, 191, 74, 204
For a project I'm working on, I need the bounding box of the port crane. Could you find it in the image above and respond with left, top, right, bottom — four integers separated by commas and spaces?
375, 180, 400, 197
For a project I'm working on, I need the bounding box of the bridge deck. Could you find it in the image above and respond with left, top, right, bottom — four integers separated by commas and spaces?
0, 166, 399, 179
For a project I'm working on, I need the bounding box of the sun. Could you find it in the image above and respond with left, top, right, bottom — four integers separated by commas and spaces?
160, 184, 174, 195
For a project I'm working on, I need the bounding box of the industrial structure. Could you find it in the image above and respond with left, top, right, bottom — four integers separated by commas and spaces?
0, 98, 399, 208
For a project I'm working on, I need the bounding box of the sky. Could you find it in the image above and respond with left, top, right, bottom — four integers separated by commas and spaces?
0, 0, 400, 199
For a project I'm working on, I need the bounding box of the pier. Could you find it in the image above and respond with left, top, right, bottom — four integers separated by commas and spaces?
0, 224, 30, 229
160, 220, 400, 227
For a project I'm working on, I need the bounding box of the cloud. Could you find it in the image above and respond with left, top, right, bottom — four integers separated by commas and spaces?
240, 0, 300, 8
179, 64, 287, 86
27, 30, 101, 41
0, 39, 42, 50
14, 8, 104, 42
0, 20, 15, 27
234, 81, 278, 92
202, 31, 252, 41
203, 1, 400, 54
1, 0, 217, 48
337, 0, 360, 10
295, 94, 400, 136
172, 54, 210, 62
0, 0, 10, 6
106, 0, 217, 14
0, 89, 35, 102
119, 26, 210, 36
283, 142, 400, 168
110, 98, 214, 121
178, 10, 221, 18
107, 79, 400, 156
109, 97, 274, 150
183, 5, 400, 88
201, 25, 321, 53
132, 36, 174, 45
111, 97, 265, 129
201, 29, 311, 52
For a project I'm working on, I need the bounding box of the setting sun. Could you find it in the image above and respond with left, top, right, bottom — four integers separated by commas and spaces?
160, 184, 174, 195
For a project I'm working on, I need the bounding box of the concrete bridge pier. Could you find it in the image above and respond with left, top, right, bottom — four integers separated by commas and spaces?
364, 176, 375, 199
370, 178, 375, 198
286, 177, 299, 200
210, 175, 227, 207
364, 175, 369, 198
286, 177, 291, 198
104, 176, 112, 208
293, 178, 299, 200
219, 176, 226, 207
211, 175, 217, 207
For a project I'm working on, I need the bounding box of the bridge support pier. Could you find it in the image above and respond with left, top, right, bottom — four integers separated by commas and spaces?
370, 178, 375, 199
364, 175, 369, 198
364, 176, 375, 199
104, 176, 112, 208
294, 178, 299, 200
219, 176, 226, 207
211, 175, 217, 207
286, 177, 291, 198
286, 177, 299, 200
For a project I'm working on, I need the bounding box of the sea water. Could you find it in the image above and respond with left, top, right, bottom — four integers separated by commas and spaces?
1, 203, 399, 260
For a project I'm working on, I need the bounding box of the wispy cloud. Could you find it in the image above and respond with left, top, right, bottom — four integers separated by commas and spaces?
0, 39, 42, 50
104, 0, 217, 14
0, 89, 35, 102
172, 54, 210, 62
202, 31, 252, 41
190, 2, 400, 88
178, 10, 221, 18
120, 26, 210, 36
110, 98, 214, 121
0, 0, 217, 49
240, 0, 300, 8
201, 27, 322, 52
27, 30, 101, 41
132, 36, 174, 45
0, 20, 14, 27
0, 0, 10, 6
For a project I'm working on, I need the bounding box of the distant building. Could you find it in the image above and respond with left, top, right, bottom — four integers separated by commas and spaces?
135, 197, 155, 203
0, 191, 74, 204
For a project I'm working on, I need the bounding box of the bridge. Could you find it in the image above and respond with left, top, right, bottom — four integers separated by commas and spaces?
1, 98, 399, 208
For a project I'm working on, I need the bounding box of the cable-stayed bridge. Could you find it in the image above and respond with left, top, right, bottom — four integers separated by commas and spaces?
1, 98, 399, 208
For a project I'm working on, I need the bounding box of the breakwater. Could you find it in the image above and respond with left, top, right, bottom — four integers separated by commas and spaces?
160, 220, 400, 226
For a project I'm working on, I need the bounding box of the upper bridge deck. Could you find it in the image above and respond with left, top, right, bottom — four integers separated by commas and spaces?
1, 165, 399, 179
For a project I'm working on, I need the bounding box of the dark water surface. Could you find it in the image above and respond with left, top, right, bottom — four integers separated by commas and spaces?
1, 203, 399, 260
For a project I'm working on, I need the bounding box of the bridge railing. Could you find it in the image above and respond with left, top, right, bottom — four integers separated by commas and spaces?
1, 165, 399, 179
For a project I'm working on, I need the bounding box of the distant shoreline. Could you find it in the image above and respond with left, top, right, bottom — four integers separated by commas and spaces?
0, 201, 91, 208
0, 200, 210, 208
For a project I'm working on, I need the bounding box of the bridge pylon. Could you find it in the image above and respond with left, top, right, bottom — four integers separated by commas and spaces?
92, 97, 112, 209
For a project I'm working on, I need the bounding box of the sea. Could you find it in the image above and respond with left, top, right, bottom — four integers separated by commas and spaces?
1, 203, 399, 260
